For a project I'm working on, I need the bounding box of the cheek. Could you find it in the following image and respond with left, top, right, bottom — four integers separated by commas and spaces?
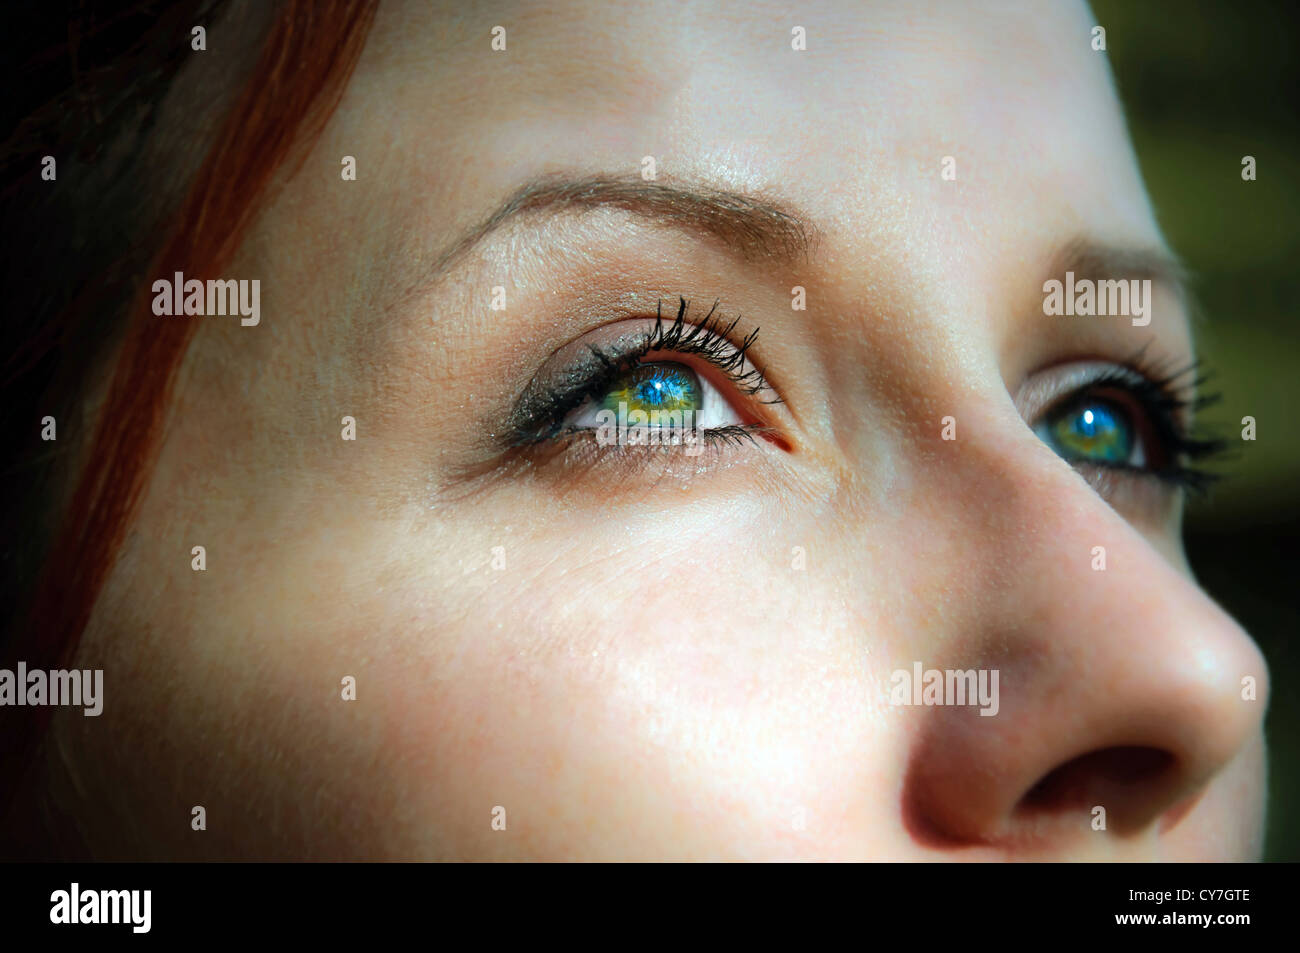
72, 462, 942, 859
375, 512, 908, 860
1159, 733, 1268, 861
68, 489, 471, 859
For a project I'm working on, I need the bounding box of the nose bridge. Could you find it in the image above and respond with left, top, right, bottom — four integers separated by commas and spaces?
895, 401, 1269, 849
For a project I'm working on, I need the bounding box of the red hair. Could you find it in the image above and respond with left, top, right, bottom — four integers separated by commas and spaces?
2, 0, 379, 843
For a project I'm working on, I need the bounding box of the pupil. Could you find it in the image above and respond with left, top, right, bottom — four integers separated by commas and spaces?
1078, 408, 1101, 435
636, 379, 668, 404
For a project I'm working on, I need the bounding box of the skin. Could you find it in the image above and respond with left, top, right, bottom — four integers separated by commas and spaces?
35, 0, 1268, 860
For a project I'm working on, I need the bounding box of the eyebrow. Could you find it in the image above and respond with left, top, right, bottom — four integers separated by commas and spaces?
423, 175, 1191, 317
430, 173, 817, 278
1049, 236, 1191, 304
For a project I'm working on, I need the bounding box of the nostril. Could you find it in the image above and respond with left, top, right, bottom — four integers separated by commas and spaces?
1017, 746, 1176, 817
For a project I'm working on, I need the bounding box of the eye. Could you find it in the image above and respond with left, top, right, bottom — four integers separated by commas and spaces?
502, 297, 782, 452
564, 361, 744, 430
1036, 395, 1143, 468
1022, 359, 1227, 495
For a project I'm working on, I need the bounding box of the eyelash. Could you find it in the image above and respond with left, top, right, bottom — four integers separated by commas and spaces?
634, 297, 776, 401
1049, 355, 1227, 494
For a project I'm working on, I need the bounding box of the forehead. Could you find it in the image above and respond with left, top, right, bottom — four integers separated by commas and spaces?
276, 0, 1174, 352
341, 0, 1155, 244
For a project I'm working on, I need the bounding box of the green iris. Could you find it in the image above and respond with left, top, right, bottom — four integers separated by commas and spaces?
1046, 399, 1132, 464
601, 363, 702, 415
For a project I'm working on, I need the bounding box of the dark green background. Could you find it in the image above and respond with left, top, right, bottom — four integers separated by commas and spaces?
1093, 0, 1298, 861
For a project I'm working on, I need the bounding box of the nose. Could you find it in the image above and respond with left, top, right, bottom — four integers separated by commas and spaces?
901, 434, 1270, 852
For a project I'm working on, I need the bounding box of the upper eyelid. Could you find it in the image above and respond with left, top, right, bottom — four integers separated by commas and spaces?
1016, 360, 1167, 423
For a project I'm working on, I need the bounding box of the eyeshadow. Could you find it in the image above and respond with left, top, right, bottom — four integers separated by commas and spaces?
503, 322, 657, 446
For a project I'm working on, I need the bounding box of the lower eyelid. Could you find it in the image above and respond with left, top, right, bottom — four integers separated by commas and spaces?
1075, 462, 1174, 513
497, 424, 773, 492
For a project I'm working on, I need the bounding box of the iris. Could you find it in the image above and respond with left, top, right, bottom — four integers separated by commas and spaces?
1047, 399, 1132, 464
601, 363, 701, 415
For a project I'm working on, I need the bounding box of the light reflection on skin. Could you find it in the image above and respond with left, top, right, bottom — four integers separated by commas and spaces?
42, 0, 1267, 860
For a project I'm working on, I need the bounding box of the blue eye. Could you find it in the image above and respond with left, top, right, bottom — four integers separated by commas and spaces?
607, 363, 702, 414
1041, 398, 1135, 465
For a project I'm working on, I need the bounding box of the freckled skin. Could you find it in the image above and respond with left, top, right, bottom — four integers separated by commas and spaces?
32, 0, 1267, 860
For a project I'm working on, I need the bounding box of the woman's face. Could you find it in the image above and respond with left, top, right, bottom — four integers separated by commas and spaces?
57, 0, 1268, 859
